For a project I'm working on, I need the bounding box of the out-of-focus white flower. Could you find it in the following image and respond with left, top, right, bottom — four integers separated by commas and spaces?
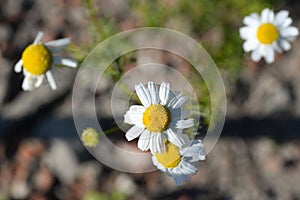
14, 31, 77, 91
240, 8, 299, 63
124, 81, 194, 154
152, 135, 206, 185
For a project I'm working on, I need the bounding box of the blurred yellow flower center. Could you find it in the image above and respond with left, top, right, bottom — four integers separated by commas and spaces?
82, 128, 99, 147
257, 23, 279, 44
155, 141, 182, 168
143, 104, 170, 132
22, 44, 52, 75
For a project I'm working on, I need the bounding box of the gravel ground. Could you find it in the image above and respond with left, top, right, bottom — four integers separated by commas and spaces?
1, 0, 300, 200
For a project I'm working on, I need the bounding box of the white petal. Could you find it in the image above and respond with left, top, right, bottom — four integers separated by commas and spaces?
172, 95, 189, 109
138, 130, 151, 151
251, 48, 262, 62
28, 75, 37, 90
46, 71, 57, 90
22, 76, 31, 91
129, 105, 146, 113
53, 57, 78, 68
14, 59, 23, 73
243, 14, 260, 27
181, 162, 198, 174
34, 75, 44, 87
180, 134, 192, 149
33, 31, 44, 44
24, 74, 43, 89
167, 95, 177, 107
125, 126, 144, 141
239, 27, 257, 40
124, 106, 145, 127
261, 8, 272, 23
273, 42, 283, 53
150, 133, 164, 153
278, 39, 291, 51
175, 119, 194, 129
156, 133, 164, 153
46, 38, 71, 53
243, 39, 259, 52
166, 129, 184, 147
261, 45, 275, 64
239, 27, 248, 40
124, 113, 144, 127
148, 82, 159, 105
46, 38, 71, 46
275, 10, 289, 27
281, 18, 292, 28
182, 140, 206, 162
172, 174, 185, 186
167, 90, 182, 107
23, 68, 29, 76
285, 36, 297, 42
124, 112, 133, 124
171, 173, 181, 185
250, 13, 261, 21
178, 163, 195, 175
149, 134, 156, 153
268, 10, 275, 22
280, 27, 299, 38
135, 83, 151, 107
23, 74, 43, 91
159, 82, 170, 105
173, 90, 182, 97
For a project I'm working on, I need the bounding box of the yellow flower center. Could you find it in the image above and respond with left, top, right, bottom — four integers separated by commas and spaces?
22, 44, 53, 75
82, 128, 99, 147
155, 141, 182, 168
143, 104, 171, 133
257, 23, 279, 44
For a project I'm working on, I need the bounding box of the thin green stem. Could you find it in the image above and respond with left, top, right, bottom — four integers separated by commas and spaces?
103, 126, 121, 135
85, 0, 108, 39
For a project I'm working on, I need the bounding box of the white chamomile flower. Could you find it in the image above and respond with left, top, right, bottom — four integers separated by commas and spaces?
240, 8, 299, 63
152, 135, 206, 185
124, 81, 194, 154
82, 127, 100, 147
14, 31, 78, 91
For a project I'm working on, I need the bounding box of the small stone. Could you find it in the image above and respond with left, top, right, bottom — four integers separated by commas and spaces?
113, 174, 137, 196
42, 139, 78, 184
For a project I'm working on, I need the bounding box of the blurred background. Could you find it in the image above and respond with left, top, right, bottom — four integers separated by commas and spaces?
1, 0, 300, 199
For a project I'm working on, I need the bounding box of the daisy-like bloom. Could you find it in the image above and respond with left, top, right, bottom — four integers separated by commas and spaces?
152, 136, 206, 185
240, 8, 299, 63
82, 127, 100, 147
14, 31, 77, 91
124, 81, 194, 153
